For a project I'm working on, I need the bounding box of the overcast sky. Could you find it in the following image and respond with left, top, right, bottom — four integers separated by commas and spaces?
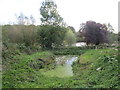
0, 0, 119, 32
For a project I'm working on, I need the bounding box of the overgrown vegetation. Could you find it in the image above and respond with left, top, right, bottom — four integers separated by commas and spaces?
52, 46, 94, 55
2, 48, 119, 88
2, 25, 38, 46
2, 51, 56, 88
2, 0, 119, 88
37, 25, 67, 49
72, 48, 119, 88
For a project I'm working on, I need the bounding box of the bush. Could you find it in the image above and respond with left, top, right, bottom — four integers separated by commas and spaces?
64, 29, 76, 46
38, 25, 66, 49
2, 25, 38, 46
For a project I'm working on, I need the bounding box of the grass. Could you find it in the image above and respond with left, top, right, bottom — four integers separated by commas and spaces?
2, 47, 119, 88
2, 51, 56, 88
72, 48, 119, 88
52, 47, 91, 55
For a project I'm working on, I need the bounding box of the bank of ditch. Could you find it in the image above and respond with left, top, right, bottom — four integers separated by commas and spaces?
2, 47, 119, 88
72, 48, 119, 88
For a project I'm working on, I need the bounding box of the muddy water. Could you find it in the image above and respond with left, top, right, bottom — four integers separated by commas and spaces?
41, 56, 78, 78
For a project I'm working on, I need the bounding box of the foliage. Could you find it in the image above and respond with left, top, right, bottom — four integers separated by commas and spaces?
40, 0, 65, 26
2, 43, 20, 64
72, 48, 119, 88
79, 21, 108, 45
107, 23, 114, 32
2, 25, 38, 46
105, 23, 118, 45
52, 47, 91, 55
107, 32, 118, 45
16, 13, 27, 25
3, 48, 119, 88
64, 29, 76, 46
53, 49, 86, 55
16, 13, 36, 25
2, 51, 55, 88
67, 26, 76, 34
2, 21, 119, 88
38, 25, 66, 49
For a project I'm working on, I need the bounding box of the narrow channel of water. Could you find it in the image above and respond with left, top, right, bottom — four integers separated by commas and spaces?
41, 56, 78, 78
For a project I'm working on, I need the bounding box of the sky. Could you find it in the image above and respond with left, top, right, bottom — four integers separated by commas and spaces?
0, 0, 119, 33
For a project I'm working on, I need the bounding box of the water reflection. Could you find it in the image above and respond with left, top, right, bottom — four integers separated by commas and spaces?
66, 57, 78, 65
41, 56, 78, 78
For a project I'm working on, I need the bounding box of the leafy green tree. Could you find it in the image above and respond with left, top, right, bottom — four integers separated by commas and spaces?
67, 26, 76, 34
38, 25, 66, 49
64, 29, 76, 46
106, 23, 118, 45
107, 32, 118, 45
38, 0, 67, 49
40, 0, 65, 26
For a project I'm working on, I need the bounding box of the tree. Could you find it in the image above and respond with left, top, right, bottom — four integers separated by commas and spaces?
67, 26, 76, 34
15, 13, 35, 25
64, 29, 76, 46
16, 13, 27, 25
80, 21, 108, 45
2, 25, 38, 46
107, 23, 114, 32
106, 23, 118, 45
40, 0, 65, 26
30, 15, 36, 25
38, 0, 67, 49
118, 32, 120, 43
38, 25, 66, 49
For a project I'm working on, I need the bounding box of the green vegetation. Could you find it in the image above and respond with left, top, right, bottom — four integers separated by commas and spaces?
38, 25, 67, 49
40, 0, 65, 26
2, 25, 38, 46
52, 46, 95, 55
2, 51, 56, 88
64, 29, 76, 46
2, 47, 119, 88
2, 0, 119, 88
72, 48, 119, 88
